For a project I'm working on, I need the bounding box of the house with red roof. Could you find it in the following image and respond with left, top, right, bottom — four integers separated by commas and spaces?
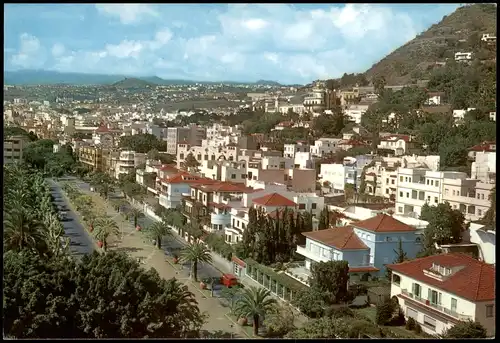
293, 213, 423, 278
157, 172, 211, 210
387, 253, 495, 336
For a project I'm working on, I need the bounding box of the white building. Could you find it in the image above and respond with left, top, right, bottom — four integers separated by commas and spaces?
176, 143, 240, 169
310, 138, 341, 157
283, 142, 310, 158
489, 111, 496, 121
344, 104, 369, 124
388, 253, 495, 336
452, 108, 476, 124
481, 33, 496, 43
470, 151, 496, 182
454, 52, 472, 62
113, 150, 146, 180
396, 168, 493, 221
377, 134, 415, 156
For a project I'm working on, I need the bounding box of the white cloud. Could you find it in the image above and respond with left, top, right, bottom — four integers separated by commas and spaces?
11, 33, 44, 68
51, 43, 65, 57
95, 4, 158, 24
149, 28, 173, 50
243, 18, 268, 30
105, 40, 144, 59
263, 52, 278, 64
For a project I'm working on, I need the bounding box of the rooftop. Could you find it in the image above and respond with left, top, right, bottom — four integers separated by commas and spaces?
252, 192, 297, 207
353, 213, 416, 233
302, 226, 369, 250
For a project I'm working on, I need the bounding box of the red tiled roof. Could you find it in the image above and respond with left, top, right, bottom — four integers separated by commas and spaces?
468, 141, 496, 152
162, 172, 215, 185
159, 164, 178, 172
252, 193, 297, 207
387, 253, 495, 302
267, 208, 296, 219
95, 123, 110, 133
353, 213, 415, 233
349, 266, 379, 273
192, 182, 252, 193
302, 226, 368, 250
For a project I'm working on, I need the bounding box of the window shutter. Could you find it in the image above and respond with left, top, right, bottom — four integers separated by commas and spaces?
427, 288, 432, 301
412, 283, 415, 294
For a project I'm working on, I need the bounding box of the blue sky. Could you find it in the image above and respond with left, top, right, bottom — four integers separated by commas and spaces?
4, 4, 460, 84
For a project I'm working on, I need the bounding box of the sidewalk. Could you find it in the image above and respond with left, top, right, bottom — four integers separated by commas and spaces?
71, 185, 249, 337
128, 199, 309, 327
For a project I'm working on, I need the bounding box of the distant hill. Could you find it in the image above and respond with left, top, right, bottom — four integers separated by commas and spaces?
364, 4, 497, 85
111, 77, 156, 89
3, 70, 285, 87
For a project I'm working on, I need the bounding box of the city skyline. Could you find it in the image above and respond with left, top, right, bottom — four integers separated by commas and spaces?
5, 3, 461, 84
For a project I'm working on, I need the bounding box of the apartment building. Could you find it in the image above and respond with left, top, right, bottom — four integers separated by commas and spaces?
77, 144, 105, 172
225, 188, 324, 244
395, 168, 493, 221
320, 155, 374, 193
303, 86, 326, 113
158, 172, 211, 210
283, 142, 310, 158
4, 135, 29, 164
199, 159, 247, 183
92, 123, 114, 147
166, 125, 206, 155
454, 52, 473, 62
176, 143, 239, 169
112, 150, 146, 180
363, 155, 440, 200
310, 138, 341, 157
294, 214, 422, 278
388, 253, 495, 336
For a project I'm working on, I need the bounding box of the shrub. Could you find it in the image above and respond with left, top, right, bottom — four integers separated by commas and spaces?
405, 317, 416, 331
415, 323, 422, 334
375, 300, 394, 325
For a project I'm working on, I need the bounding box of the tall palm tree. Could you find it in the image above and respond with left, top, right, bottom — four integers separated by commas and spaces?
180, 242, 213, 281
234, 287, 277, 336
128, 208, 145, 227
147, 221, 172, 250
93, 217, 119, 252
3, 208, 47, 254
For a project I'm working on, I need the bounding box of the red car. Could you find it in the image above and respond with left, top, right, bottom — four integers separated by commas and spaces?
220, 273, 239, 288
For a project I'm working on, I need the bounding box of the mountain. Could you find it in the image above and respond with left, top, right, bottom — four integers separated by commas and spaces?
4, 70, 126, 85
111, 77, 157, 89
4, 70, 284, 86
364, 4, 497, 85
254, 80, 281, 86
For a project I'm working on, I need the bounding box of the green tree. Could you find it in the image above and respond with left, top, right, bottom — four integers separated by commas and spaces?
479, 186, 496, 228
128, 207, 145, 227
292, 287, 327, 318
93, 217, 120, 251
234, 287, 277, 336
147, 221, 172, 250
181, 152, 201, 172
310, 261, 351, 305
441, 320, 488, 338
263, 304, 296, 338
3, 250, 205, 338
420, 202, 466, 251
220, 285, 243, 312
376, 300, 395, 325
180, 242, 213, 281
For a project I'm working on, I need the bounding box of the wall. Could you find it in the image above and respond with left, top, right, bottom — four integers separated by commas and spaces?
289, 168, 316, 192
474, 300, 496, 336
468, 225, 496, 264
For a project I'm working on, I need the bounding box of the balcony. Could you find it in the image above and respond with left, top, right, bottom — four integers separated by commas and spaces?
400, 289, 473, 321
398, 181, 440, 193
295, 245, 330, 263
442, 194, 491, 207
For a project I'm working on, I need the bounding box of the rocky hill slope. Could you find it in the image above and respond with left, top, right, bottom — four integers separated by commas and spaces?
364, 4, 497, 85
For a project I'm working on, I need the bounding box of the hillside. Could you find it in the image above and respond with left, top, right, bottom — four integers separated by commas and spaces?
112, 77, 157, 89
364, 4, 497, 85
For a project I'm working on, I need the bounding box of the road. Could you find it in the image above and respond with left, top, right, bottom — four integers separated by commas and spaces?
47, 178, 95, 258
72, 178, 222, 281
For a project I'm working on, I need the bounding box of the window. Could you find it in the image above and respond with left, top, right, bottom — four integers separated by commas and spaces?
322, 248, 329, 257
398, 206, 403, 213
391, 179, 395, 185
386, 178, 389, 184
399, 191, 403, 197
231, 174, 236, 179
311, 203, 317, 210
481, 194, 485, 200
180, 153, 184, 159
392, 274, 401, 285
406, 192, 409, 198
386, 189, 389, 194
298, 203, 306, 210
435, 181, 439, 187
416, 237, 421, 243
434, 197, 438, 204
444, 188, 449, 195
478, 209, 483, 216
412, 190, 417, 199
486, 305, 494, 318
426, 179, 429, 185
405, 177, 408, 182
423, 315, 436, 331
412, 283, 421, 298
428, 289, 442, 305
430, 180, 434, 186
452, 190, 456, 196
451, 298, 457, 312
197, 154, 202, 160
419, 191, 425, 200
400, 176, 403, 182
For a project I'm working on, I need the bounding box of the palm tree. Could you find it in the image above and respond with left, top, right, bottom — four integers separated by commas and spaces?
180, 242, 213, 281
128, 208, 145, 227
93, 217, 119, 251
183, 219, 203, 243
3, 208, 47, 254
234, 287, 277, 336
147, 221, 172, 250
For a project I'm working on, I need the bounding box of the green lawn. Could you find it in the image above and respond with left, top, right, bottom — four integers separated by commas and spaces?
355, 306, 377, 323
383, 325, 421, 338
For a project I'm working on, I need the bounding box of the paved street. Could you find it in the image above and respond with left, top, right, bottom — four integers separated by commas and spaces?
64, 178, 247, 337
47, 178, 94, 258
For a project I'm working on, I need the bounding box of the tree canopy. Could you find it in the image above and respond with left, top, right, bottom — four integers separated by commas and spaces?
119, 134, 168, 153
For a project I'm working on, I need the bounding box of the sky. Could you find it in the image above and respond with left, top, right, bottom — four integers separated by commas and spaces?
4, 4, 461, 84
